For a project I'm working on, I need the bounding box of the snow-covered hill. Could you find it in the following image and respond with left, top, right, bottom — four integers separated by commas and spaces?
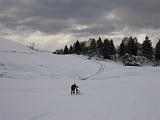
0, 38, 33, 53
0, 38, 160, 120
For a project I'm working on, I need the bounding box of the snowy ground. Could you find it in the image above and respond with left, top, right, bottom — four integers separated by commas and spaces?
0, 38, 160, 120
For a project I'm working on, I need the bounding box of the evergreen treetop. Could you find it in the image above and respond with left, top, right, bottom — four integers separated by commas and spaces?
63, 45, 69, 54
155, 39, 160, 61
142, 36, 153, 59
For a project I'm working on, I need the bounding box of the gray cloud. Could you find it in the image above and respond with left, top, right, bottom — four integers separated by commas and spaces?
0, 0, 160, 50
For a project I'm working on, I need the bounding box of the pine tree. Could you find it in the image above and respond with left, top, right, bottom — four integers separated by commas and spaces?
63, 45, 69, 54
80, 42, 86, 54
69, 45, 73, 54
90, 38, 97, 54
74, 40, 81, 54
142, 36, 153, 59
97, 37, 103, 56
109, 40, 116, 55
118, 41, 126, 56
155, 39, 160, 61
127, 37, 138, 56
102, 39, 110, 59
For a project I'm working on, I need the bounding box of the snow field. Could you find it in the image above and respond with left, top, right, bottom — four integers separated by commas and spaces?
0, 38, 160, 120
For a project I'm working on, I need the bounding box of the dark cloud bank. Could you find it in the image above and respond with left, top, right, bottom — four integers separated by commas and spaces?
0, 0, 160, 50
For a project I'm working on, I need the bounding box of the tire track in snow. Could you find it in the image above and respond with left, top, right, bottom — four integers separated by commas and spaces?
75, 56, 105, 80
80, 60, 105, 80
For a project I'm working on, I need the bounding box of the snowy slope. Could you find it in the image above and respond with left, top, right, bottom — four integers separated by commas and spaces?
0, 38, 33, 52
0, 38, 160, 120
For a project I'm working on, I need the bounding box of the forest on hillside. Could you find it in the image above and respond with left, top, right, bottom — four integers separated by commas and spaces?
55, 36, 160, 66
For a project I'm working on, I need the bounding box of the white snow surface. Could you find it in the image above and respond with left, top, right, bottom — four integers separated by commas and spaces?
0, 38, 160, 120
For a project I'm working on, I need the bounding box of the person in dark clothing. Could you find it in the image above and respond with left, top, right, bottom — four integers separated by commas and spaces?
71, 83, 79, 95
71, 84, 75, 94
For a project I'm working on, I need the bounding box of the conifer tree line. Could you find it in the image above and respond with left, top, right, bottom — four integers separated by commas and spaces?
55, 36, 160, 64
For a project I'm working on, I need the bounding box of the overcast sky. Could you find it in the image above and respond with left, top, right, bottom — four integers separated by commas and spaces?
0, 0, 160, 50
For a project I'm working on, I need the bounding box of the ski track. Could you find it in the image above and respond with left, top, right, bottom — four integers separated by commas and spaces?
75, 56, 105, 80
83, 60, 105, 80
